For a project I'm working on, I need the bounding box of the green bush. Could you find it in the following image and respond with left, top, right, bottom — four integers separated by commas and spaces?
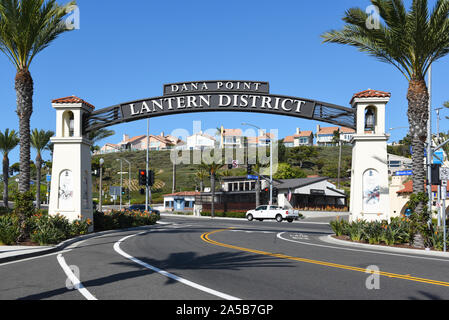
201, 211, 247, 218
330, 218, 349, 237
330, 217, 416, 247
28, 213, 92, 246
363, 221, 383, 245
348, 220, 366, 242
94, 210, 159, 232
0, 207, 12, 216
0, 215, 20, 245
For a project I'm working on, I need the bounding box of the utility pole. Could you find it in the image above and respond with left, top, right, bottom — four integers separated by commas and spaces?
99, 158, 104, 212
123, 158, 131, 206
436, 107, 443, 226
146, 119, 150, 211
116, 159, 123, 211
427, 64, 433, 225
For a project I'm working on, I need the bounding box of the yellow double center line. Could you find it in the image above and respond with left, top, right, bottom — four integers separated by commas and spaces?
201, 229, 449, 288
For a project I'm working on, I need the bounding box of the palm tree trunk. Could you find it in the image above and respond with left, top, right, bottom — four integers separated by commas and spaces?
3, 155, 9, 208
15, 70, 34, 194
35, 155, 42, 210
407, 79, 429, 213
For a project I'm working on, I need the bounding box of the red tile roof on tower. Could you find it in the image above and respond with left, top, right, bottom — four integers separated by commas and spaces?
52, 96, 95, 109
350, 89, 391, 104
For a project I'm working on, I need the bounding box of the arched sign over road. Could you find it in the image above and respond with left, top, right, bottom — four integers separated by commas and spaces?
84, 81, 356, 133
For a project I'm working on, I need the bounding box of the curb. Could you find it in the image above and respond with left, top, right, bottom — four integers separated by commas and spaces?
322, 234, 449, 258
0, 223, 163, 265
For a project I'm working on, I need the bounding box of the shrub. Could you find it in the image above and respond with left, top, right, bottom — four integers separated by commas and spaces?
94, 210, 159, 232
363, 221, 383, 245
0, 215, 20, 245
29, 214, 70, 245
348, 220, 366, 242
0, 207, 12, 216
330, 217, 349, 237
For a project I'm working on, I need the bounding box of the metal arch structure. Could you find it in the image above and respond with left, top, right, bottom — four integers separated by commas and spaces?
83, 81, 356, 133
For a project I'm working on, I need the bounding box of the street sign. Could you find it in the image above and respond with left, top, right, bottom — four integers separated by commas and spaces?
247, 175, 259, 180
232, 160, 239, 169
433, 151, 444, 165
46, 175, 51, 182
395, 170, 413, 176
109, 186, 122, 196
441, 167, 449, 181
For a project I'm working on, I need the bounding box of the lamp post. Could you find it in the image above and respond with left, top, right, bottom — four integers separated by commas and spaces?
99, 158, 104, 212
242, 123, 273, 205
116, 159, 123, 211
123, 158, 131, 206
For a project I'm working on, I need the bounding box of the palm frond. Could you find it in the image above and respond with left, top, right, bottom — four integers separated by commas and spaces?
321, 0, 449, 81
0, 0, 76, 71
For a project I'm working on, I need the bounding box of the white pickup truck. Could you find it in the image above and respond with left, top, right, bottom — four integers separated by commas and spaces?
246, 205, 300, 223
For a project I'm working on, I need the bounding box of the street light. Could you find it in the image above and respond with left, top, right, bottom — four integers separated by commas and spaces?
242, 122, 273, 205
123, 158, 131, 206
99, 158, 104, 212
116, 158, 123, 211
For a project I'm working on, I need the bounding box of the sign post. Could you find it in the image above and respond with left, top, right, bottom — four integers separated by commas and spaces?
440, 167, 448, 252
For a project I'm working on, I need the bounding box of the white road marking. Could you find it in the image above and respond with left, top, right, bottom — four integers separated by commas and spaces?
277, 233, 449, 263
113, 231, 241, 301
57, 254, 97, 300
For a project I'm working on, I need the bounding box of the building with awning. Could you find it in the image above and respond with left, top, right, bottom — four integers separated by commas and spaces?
195, 176, 347, 212
275, 177, 347, 210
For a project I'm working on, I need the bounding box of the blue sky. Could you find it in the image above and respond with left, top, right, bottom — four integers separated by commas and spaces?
0, 0, 448, 165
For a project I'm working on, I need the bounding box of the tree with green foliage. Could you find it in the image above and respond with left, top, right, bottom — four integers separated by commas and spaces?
30, 129, 54, 210
288, 146, 318, 168
274, 163, 307, 180
88, 129, 116, 153
199, 162, 223, 218
0, 129, 19, 208
0, 0, 76, 194
322, 0, 449, 222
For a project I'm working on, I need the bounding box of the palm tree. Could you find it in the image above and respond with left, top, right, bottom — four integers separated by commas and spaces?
322, 0, 449, 216
200, 162, 223, 218
0, 0, 76, 193
194, 168, 208, 192
30, 129, 54, 210
0, 129, 19, 208
88, 128, 115, 153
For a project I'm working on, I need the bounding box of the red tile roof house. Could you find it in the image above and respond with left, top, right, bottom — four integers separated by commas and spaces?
221, 129, 244, 149
316, 126, 355, 147
283, 128, 314, 147
163, 191, 201, 212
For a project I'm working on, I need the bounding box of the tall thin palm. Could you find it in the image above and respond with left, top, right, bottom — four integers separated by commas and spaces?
0, 0, 75, 194
88, 128, 115, 153
200, 162, 223, 218
322, 0, 449, 214
0, 129, 19, 208
194, 168, 208, 192
30, 129, 54, 210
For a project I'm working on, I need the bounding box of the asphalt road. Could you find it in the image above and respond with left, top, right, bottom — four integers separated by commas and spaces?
1, 215, 449, 301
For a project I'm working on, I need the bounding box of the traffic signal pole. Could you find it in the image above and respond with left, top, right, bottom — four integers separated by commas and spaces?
146, 119, 150, 212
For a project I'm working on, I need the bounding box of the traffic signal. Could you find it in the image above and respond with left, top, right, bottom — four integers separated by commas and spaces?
247, 164, 253, 175
431, 164, 442, 186
273, 187, 279, 198
148, 170, 155, 187
138, 170, 147, 186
